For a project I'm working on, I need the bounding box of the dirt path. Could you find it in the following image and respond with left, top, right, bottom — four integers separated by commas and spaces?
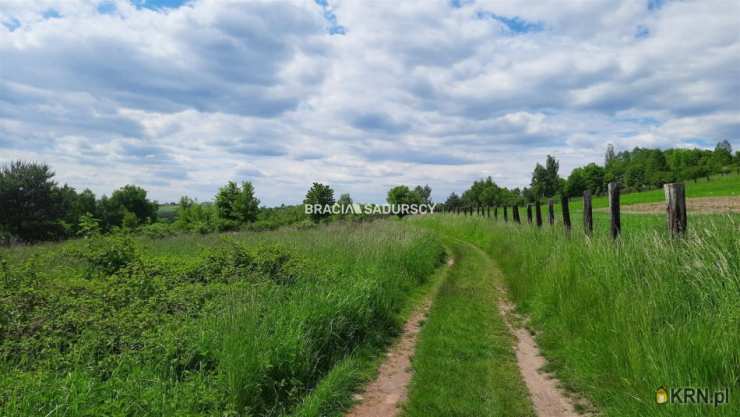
463, 241, 593, 417
345, 258, 452, 417
346, 243, 593, 417
601, 196, 740, 214
497, 296, 589, 417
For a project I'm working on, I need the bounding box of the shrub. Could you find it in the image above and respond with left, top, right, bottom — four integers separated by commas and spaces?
75, 235, 139, 278
77, 213, 101, 238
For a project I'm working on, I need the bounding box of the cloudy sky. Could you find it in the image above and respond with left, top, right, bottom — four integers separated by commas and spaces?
1, 0, 739, 205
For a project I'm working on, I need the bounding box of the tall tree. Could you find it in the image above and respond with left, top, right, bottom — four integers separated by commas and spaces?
530, 155, 561, 198
304, 182, 335, 223
444, 192, 461, 210
714, 140, 733, 167
386, 185, 422, 217
605, 143, 616, 167
0, 161, 66, 242
413, 185, 432, 204
337, 193, 353, 207
104, 185, 158, 228
215, 181, 260, 225
565, 163, 605, 197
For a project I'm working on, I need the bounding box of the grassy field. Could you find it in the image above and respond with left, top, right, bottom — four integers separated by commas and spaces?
3, 176, 738, 417
0, 221, 445, 417
412, 211, 739, 416
572, 172, 740, 209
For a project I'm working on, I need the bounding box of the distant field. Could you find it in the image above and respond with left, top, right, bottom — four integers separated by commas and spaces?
571, 172, 740, 209
157, 204, 178, 222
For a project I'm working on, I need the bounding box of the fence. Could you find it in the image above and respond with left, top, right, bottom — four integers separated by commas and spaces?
441, 182, 689, 238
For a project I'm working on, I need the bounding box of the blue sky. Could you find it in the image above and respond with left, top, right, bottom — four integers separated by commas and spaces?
1, 0, 739, 205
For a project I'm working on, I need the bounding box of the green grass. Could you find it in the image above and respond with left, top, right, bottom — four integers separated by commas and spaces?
288, 249, 450, 417
157, 204, 179, 222
402, 236, 535, 417
412, 213, 739, 416
571, 172, 740, 209
0, 221, 445, 417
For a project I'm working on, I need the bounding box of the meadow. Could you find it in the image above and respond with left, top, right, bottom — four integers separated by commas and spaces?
571, 172, 740, 209
2, 174, 738, 417
412, 207, 739, 416
0, 221, 445, 417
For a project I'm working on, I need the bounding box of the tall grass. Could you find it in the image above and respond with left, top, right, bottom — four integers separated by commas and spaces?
413, 213, 739, 416
0, 221, 444, 417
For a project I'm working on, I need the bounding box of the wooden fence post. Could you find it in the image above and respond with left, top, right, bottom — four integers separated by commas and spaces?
561, 196, 571, 233
504, 206, 508, 222
535, 201, 543, 227
526, 204, 533, 224
664, 183, 687, 236
513, 205, 521, 223
608, 182, 621, 239
547, 198, 555, 226
583, 191, 593, 237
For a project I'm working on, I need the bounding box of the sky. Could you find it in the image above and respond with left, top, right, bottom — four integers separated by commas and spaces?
1, 0, 739, 205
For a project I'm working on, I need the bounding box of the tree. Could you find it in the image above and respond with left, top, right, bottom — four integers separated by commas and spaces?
564, 168, 587, 197
77, 189, 98, 220
215, 181, 260, 226
0, 161, 66, 242
386, 185, 422, 217
565, 163, 605, 197
530, 155, 561, 198
444, 192, 461, 210
413, 185, 432, 204
337, 193, 353, 207
77, 213, 101, 238
121, 209, 140, 230
605, 143, 616, 167
103, 185, 158, 228
716, 140, 732, 154
304, 182, 335, 223
714, 140, 733, 167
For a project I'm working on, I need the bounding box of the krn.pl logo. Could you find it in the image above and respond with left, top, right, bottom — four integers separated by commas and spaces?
656, 386, 668, 405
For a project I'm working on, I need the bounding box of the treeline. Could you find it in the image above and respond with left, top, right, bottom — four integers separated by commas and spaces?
0, 160, 297, 243
0, 161, 158, 242
444, 140, 739, 209
0, 162, 397, 244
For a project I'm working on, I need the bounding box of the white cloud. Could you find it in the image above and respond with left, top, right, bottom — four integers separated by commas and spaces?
1, 0, 739, 204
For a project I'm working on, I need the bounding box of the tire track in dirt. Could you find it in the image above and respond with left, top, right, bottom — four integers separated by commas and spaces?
497, 296, 591, 417
464, 240, 594, 417
599, 196, 740, 214
344, 258, 453, 417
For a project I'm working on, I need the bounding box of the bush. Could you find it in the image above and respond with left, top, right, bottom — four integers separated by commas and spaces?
75, 235, 139, 278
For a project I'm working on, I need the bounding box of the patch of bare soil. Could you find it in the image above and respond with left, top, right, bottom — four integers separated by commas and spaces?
497, 292, 594, 417
611, 196, 740, 214
344, 258, 452, 417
